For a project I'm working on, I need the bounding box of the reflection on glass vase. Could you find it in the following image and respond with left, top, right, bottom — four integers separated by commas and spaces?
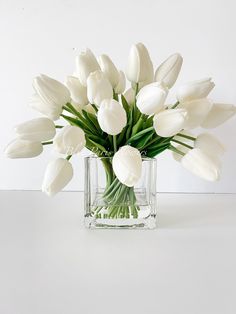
84, 155, 157, 229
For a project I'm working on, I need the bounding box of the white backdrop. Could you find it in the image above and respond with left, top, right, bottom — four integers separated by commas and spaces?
0, 0, 236, 193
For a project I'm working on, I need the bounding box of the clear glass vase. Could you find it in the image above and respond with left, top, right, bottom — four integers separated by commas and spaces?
84, 155, 157, 229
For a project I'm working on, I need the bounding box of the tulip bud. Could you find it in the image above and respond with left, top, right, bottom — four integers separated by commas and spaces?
177, 78, 215, 103
97, 99, 127, 135
4, 139, 43, 158
14, 117, 55, 142
153, 108, 187, 137
42, 158, 73, 196
75, 48, 100, 86
87, 70, 113, 106
29, 94, 62, 121
123, 88, 135, 105
181, 148, 220, 181
98, 54, 119, 88
114, 71, 126, 94
126, 43, 154, 83
65, 76, 88, 107
155, 53, 183, 88
195, 133, 225, 156
179, 98, 212, 129
136, 82, 168, 115
32, 74, 70, 120
201, 103, 236, 128
53, 125, 86, 155
112, 146, 142, 187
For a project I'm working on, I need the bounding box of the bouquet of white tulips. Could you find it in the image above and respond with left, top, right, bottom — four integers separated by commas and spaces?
5, 43, 236, 218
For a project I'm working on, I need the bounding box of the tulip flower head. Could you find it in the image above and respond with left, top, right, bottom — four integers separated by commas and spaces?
136, 82, 168, 115
87, 70, 113, 106
42, 158, 73, 196
98, 54, 120, 88
53, 125, 86, 155
97, 99, 127, 135
14, 117, 56, 142
155, 53, 183, 88
126, 43, 154, 83
75, 48, 101, 86
112, 146, 142, 187
65, 76, 88, 107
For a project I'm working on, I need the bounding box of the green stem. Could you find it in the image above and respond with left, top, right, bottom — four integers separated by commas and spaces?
42, 141, 53, 145
66, 155, 72, 160
171, 101, 179, 109
113, 135, 117, 153
169, 145, 185, 156
171, 139, 193, 149
55, 125, 63, 129
176, 133, 196, 141
113, 90, 119, 101
134, 83, 139, 97
91, 104, 98, 113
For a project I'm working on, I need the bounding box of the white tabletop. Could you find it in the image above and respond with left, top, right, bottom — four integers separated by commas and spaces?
0, 191, 235, 314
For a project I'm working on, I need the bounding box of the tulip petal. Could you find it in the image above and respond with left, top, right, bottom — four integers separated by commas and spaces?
201, 103, 236, 128
179, 98, 213, 129
14, 117, 56, 141
112, 146, 142, 187
181, 148, 220, 181
195, 133, 225, 156
155, 53, 183, 88
177, 78, 215, 102
4, 139, 43, 158
42, 158, 73, 196
154, 108, 187, 137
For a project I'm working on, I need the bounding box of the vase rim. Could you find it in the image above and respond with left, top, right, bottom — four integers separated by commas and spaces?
85, 154, 156, 162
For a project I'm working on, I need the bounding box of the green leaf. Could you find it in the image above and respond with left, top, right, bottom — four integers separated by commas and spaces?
82, 110, 101, 133
145, 143, 170, 158
121, 94, 130, 115
127, 126, 154, 143
133, 131, 155, 149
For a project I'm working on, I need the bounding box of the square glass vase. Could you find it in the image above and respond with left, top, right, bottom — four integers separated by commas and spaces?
84, 155, 157, 229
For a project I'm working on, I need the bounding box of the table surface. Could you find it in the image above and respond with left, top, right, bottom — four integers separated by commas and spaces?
0, 191, 236, 314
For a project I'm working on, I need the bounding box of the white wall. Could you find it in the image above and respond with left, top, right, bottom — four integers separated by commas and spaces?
0, 0, 236, 193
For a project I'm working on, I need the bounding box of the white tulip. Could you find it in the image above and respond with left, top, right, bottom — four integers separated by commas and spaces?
179, 98, 213, 129
42, 158, 73, 196
153, 109, 187, 137
126, 43, 154, 83
155, 53, 183, 88
181, 148, 220, 181
97, 99, 127, 135
201, 103, 236, 128
65, 76, 88, 107
98, 54, 119, 88
32, 74, 70, 120
112, 146, 142, 187
87, 70, 113, 106
123, 88, 135, 105
177, 78, 215, 103
114, 71, 126, 94
53, 125, 86, 155
136, 82, 168, 115
29, 94, 62, 121
75, 48, 100, 86
4, 139, 43, 158
14, 117, 55, 142
195, 133, 225, 156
